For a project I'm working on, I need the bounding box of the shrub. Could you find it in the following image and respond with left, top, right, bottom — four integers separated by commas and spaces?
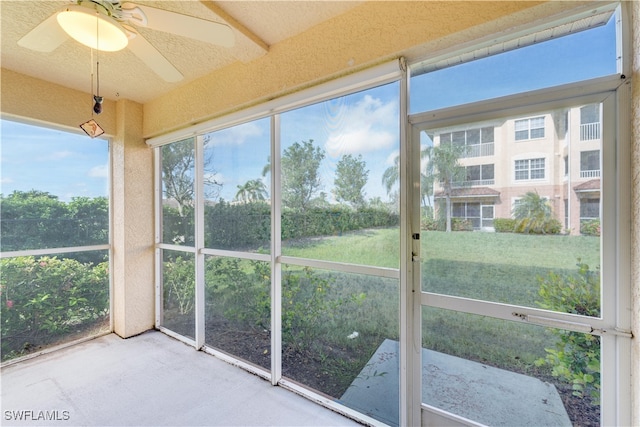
421, 216, 438, 231
1, 256, 109, 360
282, 267, 354, 352
434, 216, 473, 232
535, 261, 600, 402
580, 219, 601, 237
206, 260, 358, 353
452, 218, 473, 231
205, 258, 270, 331
514, 217, 561, 234
163, 256, 195, 315
493, 218, 516, 233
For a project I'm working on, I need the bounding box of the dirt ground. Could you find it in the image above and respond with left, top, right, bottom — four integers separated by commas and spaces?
204, 317, 600, 427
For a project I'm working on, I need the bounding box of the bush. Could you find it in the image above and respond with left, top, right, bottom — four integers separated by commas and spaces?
493, 218, 516, 233
421, 216, 438, 231
281, 205, 398, 240
163, 256, 195, 316
580, 219, 601, 236
514, 217, 561, 234
535, 261, 600, 402
451, 218, 473, 231
205, 258, 270, 331
1, 256, 109, 360
205, 260, 358, 352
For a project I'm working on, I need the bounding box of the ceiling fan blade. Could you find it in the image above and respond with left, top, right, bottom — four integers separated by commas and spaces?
18, 13, 68, 52
127, 34, 183, 82
125, 3, 234, 48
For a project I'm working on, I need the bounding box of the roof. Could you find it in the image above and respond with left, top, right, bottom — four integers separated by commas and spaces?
574, 179, 601, 192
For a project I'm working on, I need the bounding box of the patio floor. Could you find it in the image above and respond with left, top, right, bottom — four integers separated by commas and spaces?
0, 331, 361, 426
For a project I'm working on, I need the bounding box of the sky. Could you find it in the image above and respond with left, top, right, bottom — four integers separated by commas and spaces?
203, 84, 401, 203
0, 14, 616, 203
0, 121, 109, 201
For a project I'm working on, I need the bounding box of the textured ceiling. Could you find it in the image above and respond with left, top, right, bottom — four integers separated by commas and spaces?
0, 1, 361, 104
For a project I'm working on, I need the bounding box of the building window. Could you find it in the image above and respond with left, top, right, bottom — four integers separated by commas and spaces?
515, 158, 545, 180
564, 155, 569, 177
456, 164, 495, 187
440, 127, 494, 157
515, 116, 545, 140
580, 104, 600, 140
580, 150, 600, 178
580, 198, 600, 222
452, 202, 494, 229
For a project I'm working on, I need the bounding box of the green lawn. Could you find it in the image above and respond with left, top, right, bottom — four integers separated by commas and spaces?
280, 228, 600, 379
282, 228, 599, 271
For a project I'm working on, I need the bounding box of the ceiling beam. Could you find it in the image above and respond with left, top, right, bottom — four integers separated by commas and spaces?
200, 1, 270, 54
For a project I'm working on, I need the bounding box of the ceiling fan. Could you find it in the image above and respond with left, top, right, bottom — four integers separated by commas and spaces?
18, 0, 235, 82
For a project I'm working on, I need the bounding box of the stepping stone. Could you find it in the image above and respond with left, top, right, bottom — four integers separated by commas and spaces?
339, 339, 571, 426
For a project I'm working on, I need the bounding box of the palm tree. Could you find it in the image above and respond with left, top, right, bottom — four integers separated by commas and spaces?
512, 190, 553, 233
235, 179, 268, 203
381, 144, 463, 231
261, 155, 271, 177
381, 155, 400, 196
425, 144, 465, 232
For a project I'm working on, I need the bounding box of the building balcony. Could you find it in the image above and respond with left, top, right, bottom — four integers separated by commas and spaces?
580, 122, 601, 141
580, 169, 601, 178
453, 179, 495, 188
462, 143, 494, 158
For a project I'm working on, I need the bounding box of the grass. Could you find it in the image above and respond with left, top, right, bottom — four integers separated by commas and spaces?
282, 228, 599, 270
421, 231, 599, 269
191, 229, 600, 406
283, 227, 400, 268
279, 228, 601, 385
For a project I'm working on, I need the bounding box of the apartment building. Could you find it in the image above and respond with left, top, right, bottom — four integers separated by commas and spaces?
432, 103, 602, 235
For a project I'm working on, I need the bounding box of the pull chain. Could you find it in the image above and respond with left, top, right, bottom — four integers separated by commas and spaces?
93, 11, 103, 114
90, 47, 93, 115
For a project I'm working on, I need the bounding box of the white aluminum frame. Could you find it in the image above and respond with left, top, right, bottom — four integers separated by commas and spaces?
153, 60, 406, 425
409, 74, 632, 426
0, 127, 113, 364
150, 2, 633, 425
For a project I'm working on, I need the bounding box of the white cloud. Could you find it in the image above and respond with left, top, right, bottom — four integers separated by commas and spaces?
0, 177, 14, 184
88, 163, 109, 178
324, 95, 398, 158
205, 122, 264, 147
37, 150, 74, 161
385, 150, 399, 166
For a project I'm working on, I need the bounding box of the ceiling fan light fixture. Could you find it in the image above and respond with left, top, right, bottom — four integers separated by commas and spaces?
57, 5, 128, 52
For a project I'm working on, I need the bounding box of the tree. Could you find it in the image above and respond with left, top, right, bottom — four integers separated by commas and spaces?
235, 179, 268, 203
0, 190, 70, 250
281, 140, 325, 211
381, 155, 399, 197
333, 154, 368, 208
425, 144, 465, 232
382, 149, 455, 224
261, 155, 271, 177
161, 138, 222, 216
512, 190, 557, 234
68, 196, 109, 245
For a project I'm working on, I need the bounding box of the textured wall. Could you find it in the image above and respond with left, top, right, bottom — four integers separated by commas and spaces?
631, 2, 640, 425
0, 68, 116, 135
143, 1, 550, 138
111, 99, 155, 338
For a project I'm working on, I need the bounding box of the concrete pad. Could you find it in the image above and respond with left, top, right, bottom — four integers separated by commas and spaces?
1, 331, 360, 426
340, 339, 571, 427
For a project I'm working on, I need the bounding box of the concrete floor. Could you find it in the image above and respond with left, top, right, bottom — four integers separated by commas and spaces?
1, 331, 361, 426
